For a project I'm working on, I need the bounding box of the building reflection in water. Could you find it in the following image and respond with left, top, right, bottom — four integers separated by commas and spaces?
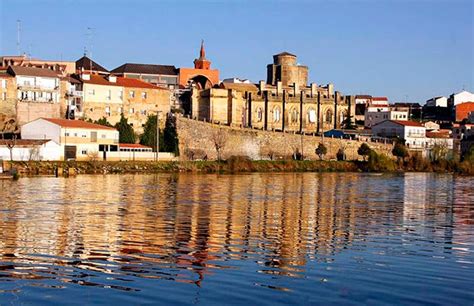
0, 173, 471, 290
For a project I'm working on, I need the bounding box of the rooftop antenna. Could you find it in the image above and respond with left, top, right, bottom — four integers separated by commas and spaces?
16, 20, 21, 55
86, 27, 94, 58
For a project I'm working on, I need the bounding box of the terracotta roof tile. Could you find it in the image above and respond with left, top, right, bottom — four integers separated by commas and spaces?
81, 74, 167, 89
119, 143, 153, 149
42, 118, 117, 130
391, 120, 424, 127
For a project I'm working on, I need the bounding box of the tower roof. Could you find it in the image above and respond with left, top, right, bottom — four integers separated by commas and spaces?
198, 40, 206, 60
274, 51, 296, 57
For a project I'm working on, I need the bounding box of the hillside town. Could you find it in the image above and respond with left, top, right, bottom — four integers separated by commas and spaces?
0, 42, 473, 163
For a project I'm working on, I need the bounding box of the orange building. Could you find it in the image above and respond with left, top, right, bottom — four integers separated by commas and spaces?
455, 102, 474, 122
178, 41, 219, 89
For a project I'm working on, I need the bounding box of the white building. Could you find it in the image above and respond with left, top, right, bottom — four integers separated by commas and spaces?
8, 66, 60, 103
365, 110, 408, 128
0, 139, 61, 161
425, 96, 448, 107
449, 90, 474, 106
21, 118, 119, 161
222, 78, 252, 84
372, 120, 426, 149
423, 121, 440, 131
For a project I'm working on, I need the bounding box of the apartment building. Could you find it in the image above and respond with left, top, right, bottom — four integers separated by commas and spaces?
80, 74, 171, 133
372, 120, 426, 149
6, 66, 61, 125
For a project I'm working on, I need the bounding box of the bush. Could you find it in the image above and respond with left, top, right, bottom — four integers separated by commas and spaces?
358, 143, 372, 161
336, 148, 345, 161
392, 143, 409, 162
315, 143, 328, 160
367, 151, 397, 172
226, 156, 254, 172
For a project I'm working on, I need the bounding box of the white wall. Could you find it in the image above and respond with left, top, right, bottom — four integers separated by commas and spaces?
0, 141, 61, 161
21, 119, 61, 143
453, 91, 474, 106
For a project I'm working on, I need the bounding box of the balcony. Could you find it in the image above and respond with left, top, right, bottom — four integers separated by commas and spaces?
17, 84, 59, 91
66, 90, 83, 97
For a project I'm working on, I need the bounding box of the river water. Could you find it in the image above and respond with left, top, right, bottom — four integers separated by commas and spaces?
0, 173, 473, 305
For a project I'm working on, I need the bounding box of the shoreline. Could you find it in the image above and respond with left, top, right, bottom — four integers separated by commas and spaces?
5, 157, 473, 177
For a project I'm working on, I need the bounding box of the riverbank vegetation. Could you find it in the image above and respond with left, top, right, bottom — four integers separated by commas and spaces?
8, 150, 473, 177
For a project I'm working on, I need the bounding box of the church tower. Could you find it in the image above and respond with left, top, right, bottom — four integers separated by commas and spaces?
193, 40, 211, 70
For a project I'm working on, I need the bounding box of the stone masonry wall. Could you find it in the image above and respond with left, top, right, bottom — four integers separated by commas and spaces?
177, 116, 394, 161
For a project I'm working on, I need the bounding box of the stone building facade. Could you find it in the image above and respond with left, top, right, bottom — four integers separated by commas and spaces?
191, 52, 354, 133
80, 74, 171, 133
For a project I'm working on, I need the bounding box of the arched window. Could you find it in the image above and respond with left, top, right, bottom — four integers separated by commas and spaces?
256, 107, 263, 122
307, 108, 316, 123
326, 109, 333, 124
290, 108, 298, 123
273, 107, 281, 123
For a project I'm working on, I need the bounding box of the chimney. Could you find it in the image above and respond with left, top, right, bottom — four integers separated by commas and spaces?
107, 75, 117, 83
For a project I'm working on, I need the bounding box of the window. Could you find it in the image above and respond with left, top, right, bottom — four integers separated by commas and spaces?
256, 107, 263, 122
105, 106, 111, 116
106, 90, 112, 100
273, 107, 281, 123
130, 108, 135, 114
118, 107, 123, 113
119, 90, 123, 99
290, 108, 298, 123
1, 79, 6, 88
74, 133, 78, 137
88, 89, 95, 95
130, 91, 135, 98
142, 92, 147, 99
325, 109, 333, 124
308, 108, 316, 123
65, 132, 70, 136
82, 150, 87, 155
1, 92, 6, 100
101, 134, 106, 138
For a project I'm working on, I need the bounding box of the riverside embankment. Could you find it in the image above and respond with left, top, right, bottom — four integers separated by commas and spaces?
7, 156, 474, 176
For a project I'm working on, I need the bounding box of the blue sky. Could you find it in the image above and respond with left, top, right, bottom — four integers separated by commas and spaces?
0, 0, 472, 102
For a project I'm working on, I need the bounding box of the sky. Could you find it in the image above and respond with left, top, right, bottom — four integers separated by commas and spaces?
0, 0, 472, 103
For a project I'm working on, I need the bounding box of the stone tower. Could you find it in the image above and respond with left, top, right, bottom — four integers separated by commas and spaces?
193, 40, 211, 70
266, 52, 308, 88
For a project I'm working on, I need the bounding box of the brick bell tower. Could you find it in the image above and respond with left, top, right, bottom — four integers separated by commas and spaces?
193, 40, 211, 70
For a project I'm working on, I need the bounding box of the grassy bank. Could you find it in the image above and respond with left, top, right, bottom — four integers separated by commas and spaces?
8, 155, 473, 176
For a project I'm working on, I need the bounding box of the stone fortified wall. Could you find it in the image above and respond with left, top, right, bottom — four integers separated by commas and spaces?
177, 116, 394, 161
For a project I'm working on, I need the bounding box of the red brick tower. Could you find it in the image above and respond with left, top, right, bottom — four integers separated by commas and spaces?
193, 40, 211, 70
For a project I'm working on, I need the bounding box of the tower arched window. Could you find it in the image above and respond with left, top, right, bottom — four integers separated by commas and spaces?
308, 108, 316, 123
256, 107, 263, 122
290, 108, 298, 123
326, 109, 333, 124
273, 107, 281, 123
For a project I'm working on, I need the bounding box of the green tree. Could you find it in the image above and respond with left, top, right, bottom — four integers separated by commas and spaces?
140, 115, 158, 151
315, 143, 327, 160
392, 142, 409, 162
342, 115, 356, 130
115, 114, 136, 144
358, 143, 372, 161
162, 115, 179, 155
93, 117, 113, 127
336, 148, 345, 161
